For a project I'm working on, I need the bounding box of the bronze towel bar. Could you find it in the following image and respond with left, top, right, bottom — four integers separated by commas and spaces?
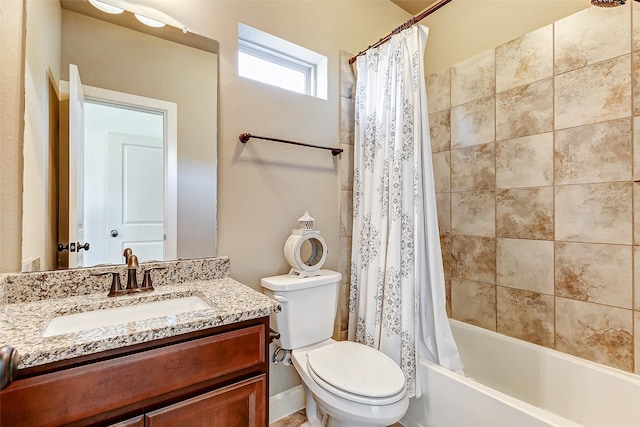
239, 133, 343, 156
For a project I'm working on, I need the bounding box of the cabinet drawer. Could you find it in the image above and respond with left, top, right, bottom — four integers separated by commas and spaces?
0, 324, 266, 426
146, 375, 266, 427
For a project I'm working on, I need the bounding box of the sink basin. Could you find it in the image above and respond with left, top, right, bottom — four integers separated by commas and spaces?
41, 296, 211, 337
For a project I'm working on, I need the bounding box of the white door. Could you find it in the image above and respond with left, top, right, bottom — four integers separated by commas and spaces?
107, 132, 164, 263
68, 64, 86, 268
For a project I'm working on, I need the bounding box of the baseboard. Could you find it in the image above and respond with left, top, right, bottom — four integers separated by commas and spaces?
269, 384, 306, 424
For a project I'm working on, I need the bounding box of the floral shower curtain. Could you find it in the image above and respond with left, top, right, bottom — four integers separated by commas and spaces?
348, 25, 463, 398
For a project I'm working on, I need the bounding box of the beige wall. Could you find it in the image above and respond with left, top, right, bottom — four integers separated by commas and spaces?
427, 2, 640, 373
0, 0, 25, 274
61, 10, 218, 260
422, 0, 589, 74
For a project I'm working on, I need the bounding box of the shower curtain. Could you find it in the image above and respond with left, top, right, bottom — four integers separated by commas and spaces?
348, 25, 463, 398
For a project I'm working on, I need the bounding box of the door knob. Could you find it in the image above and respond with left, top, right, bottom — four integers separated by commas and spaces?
110, 230, 119, 237
77, 242, 90, 251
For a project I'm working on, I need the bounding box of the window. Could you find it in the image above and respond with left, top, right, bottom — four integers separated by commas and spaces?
238, 23, 327, 100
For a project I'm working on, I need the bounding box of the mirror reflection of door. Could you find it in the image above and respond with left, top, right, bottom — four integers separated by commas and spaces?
86, 103, 164, 265
60, 66, 177, 268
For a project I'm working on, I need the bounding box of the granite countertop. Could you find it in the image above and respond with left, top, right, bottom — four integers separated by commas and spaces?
0, 258, 281, 370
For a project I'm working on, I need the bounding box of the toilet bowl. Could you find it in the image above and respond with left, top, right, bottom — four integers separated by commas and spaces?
261, 271, 409, 427
292, 340, 409, 427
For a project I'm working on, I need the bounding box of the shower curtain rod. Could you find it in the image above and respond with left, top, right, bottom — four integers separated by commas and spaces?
348, 0, 453, 65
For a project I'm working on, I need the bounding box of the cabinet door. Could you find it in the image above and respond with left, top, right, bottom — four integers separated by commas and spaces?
145, 375, 266, 427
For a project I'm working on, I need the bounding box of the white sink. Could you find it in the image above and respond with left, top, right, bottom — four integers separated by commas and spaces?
41, 296, 211, 337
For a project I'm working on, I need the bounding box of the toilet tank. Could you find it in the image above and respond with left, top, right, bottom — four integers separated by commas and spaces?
261, 270, 341, 350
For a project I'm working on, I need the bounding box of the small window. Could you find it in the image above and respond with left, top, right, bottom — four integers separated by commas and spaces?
238, 23, 327, 100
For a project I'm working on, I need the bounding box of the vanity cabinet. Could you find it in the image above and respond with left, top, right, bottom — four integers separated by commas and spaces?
0, 317, 269, 426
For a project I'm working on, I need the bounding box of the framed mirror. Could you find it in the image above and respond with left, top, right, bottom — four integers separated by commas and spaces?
21, 0, 219, 271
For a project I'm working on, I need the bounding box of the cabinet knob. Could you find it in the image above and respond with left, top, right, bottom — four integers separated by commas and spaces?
0, 345, 19, 390
110, 230, 119, 238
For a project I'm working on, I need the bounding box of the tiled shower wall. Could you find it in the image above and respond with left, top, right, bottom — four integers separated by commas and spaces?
335, 51, 355, 342
428, 3, 640, 373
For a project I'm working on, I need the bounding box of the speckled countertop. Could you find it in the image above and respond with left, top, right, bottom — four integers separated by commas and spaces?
0, 257, 280, 369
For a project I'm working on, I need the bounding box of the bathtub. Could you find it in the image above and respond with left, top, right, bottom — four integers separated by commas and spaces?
401, 319, 640, 427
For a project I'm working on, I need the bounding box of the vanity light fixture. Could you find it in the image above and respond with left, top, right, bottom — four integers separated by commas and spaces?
134, 13, 166, 28
87, 0, 188, 33
88, 0, 124, 14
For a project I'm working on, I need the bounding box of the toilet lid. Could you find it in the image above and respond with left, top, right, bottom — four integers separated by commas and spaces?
307, 341, 405, 399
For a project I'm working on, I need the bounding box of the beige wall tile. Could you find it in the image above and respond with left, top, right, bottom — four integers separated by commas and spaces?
555, 3, 630, 75
555, 55, 631, 130
496, 187, 553, 240
432, 151, 451, 193
635, 246, 640, 310
445, 276, 451, 318
555, 242, 632, 309
496, 133, 553, 189
635, 311, 640, 374
635, 183, 640, 245
340, 51, 356, 99
451, 143, 495, 192
451, 96, 495, 149
496, 78, 553, 141
427, 68, 450, 114
634, 117, 640, 181
429, 109, 451, 153
496, 238, 554, 294
440, 233, 451, 277
451, 235, 496, 284
634, 0, 640, 52
436, 193, 451, 234
340, 96, 354, 145
339, 236, 352, 286
632, 51, 640, 116
496, 25, 552, 93
451, 278, 496, 330
340, 190, 353, 237
497, 287, 554, 348
452, 191, 495, 237
555, 118, 632, 185
339, 282, 349, 332
339, 143, 353, 191
451, 49, 495, 107
556, 298, 633, 372
555, 182, 632, 244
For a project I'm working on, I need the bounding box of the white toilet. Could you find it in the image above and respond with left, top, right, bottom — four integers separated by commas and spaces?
261, 270, 409, 427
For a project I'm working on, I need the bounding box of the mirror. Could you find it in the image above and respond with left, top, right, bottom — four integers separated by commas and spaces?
21, 0, 218, 271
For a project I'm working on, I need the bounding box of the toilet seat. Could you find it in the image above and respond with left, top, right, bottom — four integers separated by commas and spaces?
306, 341, 406, 405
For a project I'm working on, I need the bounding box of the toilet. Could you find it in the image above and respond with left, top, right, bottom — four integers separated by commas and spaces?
261, 270, 409, 427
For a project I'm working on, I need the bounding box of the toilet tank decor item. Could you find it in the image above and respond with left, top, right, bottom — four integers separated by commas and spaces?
284, 211, 327, 278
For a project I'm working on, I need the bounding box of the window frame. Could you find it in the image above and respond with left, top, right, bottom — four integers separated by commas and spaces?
237, 23, 327, 100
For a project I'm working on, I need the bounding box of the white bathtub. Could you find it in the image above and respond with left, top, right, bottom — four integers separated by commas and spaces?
401, 319, 640, 427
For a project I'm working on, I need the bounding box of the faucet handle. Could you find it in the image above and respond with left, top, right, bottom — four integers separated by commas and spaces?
140, 266, 167, 291
123, 248, 133, 262
93, 271, 123, 297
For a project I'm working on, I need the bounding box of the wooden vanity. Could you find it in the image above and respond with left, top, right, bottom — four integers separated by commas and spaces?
1, 317, 269, 426
0, 257, 280, 427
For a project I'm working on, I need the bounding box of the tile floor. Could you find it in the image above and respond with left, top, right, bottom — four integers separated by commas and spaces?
270, 409, 403, 427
